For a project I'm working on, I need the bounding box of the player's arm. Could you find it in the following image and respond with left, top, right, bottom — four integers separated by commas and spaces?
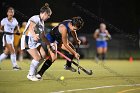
28, 21, 39, 41
0, 25, 4, 32
14, 25, 20, 35
0, 19, 4, 32
93, 29, 99, 39
14, 25, 20, 33
71, 30, 81, 45
60, 25, 79, 59
106, 30, 112, 40
40, 31, 51, 50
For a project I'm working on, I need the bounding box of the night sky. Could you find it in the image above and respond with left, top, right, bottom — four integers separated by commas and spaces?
0, 0, 140, 34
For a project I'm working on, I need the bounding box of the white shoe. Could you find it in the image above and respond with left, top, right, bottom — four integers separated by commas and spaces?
36, 74, 42, 80
27, 74, 40, 81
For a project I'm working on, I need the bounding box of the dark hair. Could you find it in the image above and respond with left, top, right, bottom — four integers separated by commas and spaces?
40, 3, 52, 14
7, 7, 14, 12
71, 16, 84, 30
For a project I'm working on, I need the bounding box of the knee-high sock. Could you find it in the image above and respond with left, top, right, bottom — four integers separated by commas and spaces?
65, 53, 74, 67
96, 53, 100, 58
102, 53, 106, 60
10, 53, 18, 67
28, 59, 39, 75
38, 59, 52, 76
0, 53, 8, 63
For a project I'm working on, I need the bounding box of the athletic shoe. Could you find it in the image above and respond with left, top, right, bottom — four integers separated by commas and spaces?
64, 65, 77, 72
13, 66, 21, 70
36, 74, 42, 80
27, 74, 40, 81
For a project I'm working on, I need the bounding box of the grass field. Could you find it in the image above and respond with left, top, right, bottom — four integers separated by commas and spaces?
0, 59, 140, 93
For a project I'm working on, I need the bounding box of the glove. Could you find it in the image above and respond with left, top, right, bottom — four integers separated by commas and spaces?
50, 43, 56, 53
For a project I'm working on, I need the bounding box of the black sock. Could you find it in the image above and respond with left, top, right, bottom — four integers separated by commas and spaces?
38, 59, 52, 76
96, 53, 100, 58
65, 53, 74, 67
102, 53, 106, 60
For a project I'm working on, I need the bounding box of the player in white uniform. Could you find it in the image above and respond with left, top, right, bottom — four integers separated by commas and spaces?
0, 7, 21, 70
21, 3, 52, 81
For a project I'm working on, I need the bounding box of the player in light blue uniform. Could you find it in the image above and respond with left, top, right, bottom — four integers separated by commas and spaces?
93, 23, 111, 62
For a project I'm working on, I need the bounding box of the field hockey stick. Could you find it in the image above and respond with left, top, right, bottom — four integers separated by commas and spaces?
0, 31, 21, 35
57, 50, 92, 75
77, 45, 80, 74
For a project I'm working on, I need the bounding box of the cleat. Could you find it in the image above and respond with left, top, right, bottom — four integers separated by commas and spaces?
36, 74, 42, 80
27, 74, 40, 81
64, 65, 77, 72
13, 66, 21, 70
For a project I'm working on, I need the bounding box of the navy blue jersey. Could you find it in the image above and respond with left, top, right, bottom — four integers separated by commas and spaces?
46, 20, 72, 43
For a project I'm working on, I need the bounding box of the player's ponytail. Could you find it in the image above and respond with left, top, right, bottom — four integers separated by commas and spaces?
40, 3, 52, 15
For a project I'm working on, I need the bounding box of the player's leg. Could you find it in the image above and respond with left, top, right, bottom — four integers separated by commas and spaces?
0, 47, 9, 63
95, 47, 102, 62
0, 35, 9, 63
27, 48, 42, 81
18, 47, 23, 62
37, 43, 57, 78
95, 41, 102, 62
102, 41, 107, 62
102, 47, 107, 62
6, 43, 21, 70
61, 43, 76, 72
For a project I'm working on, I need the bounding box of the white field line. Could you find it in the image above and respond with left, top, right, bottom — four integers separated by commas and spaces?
50, 84, 140, 93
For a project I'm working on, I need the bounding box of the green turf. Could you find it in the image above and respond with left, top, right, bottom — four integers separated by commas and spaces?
0, 59, 140, 93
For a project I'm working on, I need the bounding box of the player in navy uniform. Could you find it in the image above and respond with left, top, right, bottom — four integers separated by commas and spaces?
93, 23, 111, 62
36, 17, 84, 79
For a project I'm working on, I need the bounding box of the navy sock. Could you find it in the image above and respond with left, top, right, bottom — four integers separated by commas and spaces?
102, 53, 106, 60
38, 59, 52, 76
96, 53, 100, 58
66, 54, 74, 67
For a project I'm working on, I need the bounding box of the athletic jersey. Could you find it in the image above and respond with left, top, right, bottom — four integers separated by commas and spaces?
1, 17, 18, 33
95, 29, 108, 41
48, 20, 71, 43
21, 15, 44, 50
23, 15, 44, 36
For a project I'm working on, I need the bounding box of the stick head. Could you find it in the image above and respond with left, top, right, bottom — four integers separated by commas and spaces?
78, 69, 80, 74
87, 70, 93, 75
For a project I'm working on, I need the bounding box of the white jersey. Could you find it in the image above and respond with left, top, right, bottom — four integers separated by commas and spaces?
1, 17, 18, 33
95, 29, 108, 41
1, 17, 18, 46
23, 15, 44, 36
21, 15, 45, 50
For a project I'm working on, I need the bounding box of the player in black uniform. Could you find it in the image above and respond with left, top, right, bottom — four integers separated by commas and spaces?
36, 17, 84, 79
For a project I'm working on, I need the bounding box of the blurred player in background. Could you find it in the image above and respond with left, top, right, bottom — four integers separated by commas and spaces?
21, 3, 52, 81
36, 16, 84, 79
0, 7, 21, 70
93, 23, 111, 62
14, 22, 27, 61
